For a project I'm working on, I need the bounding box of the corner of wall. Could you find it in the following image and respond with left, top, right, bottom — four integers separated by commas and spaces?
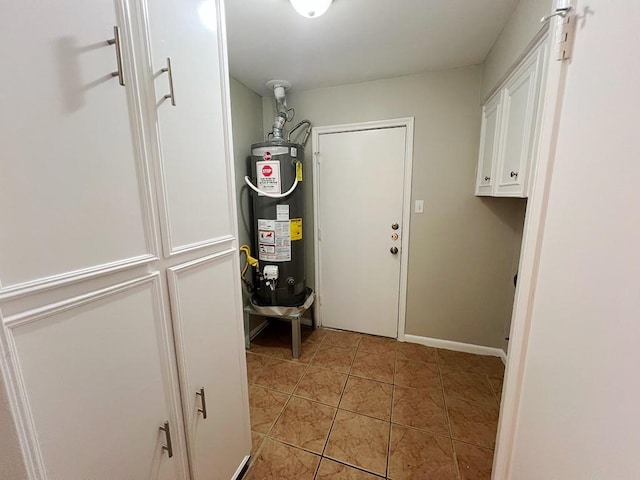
480, 0, 552, 100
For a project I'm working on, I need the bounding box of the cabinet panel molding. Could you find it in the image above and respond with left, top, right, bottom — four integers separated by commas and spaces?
167, 249, 251, 479
1, 273, 189, 479
0, 0, 159, 289
137, 0, 238, 257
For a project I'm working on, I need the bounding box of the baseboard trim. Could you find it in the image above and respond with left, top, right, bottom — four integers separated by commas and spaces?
232, 455, 250, 479
403, 334, 506, 360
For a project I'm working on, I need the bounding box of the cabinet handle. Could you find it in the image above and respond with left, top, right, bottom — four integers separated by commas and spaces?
161, 57, 176, 106
390, 247, 398, 255
510, 171, 519, 178
196, 387, 208, 419
159, 421, 173, 458
484, 176, 491, 181
107, 26, 125, 86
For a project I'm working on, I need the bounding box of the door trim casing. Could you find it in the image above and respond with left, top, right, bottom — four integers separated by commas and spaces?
312, 117, 414, 341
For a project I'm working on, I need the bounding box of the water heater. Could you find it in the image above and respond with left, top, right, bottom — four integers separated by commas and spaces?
248, 139, 306, 306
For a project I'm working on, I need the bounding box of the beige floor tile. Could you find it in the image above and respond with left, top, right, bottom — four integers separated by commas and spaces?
392, 385, 449, 435
437, 350, 484, 371
251, 431, 265, 457
311, 345, 356, 374
358, 335, 398, 356
394, 358, 442, 390
246, 352, 270, 384
395, 342, 438, 364
323, 330, 362, 349
488, 376, 503, 402
316, 458, 381, 479
447, 397, 499, 449
441, 366, 497, 406
245, 438, 320, 480
454, 441, 494, 480
388, 425, 457, 480
248, 343, 283, 357
248, 385, 288, 434
253, 358, 307, 394
479, 356, 505, 377
302, 326, 328, 343
271, 340, 320, 364
325, 410, 390, 476
340, 376, 393, 421
269, 397, 336, 454
437, 350, 505, 377
294, 366, 348, 406
351, 350, 395, 383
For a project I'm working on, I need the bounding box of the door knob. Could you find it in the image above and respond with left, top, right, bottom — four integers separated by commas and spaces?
390, 247, 398, 254
391, 223, 399, 230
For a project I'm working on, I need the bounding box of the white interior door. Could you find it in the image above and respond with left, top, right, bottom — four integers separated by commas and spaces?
316, 126, 407, 338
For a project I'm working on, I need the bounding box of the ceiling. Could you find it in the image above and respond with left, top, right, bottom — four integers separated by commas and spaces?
225, 0, 518, 96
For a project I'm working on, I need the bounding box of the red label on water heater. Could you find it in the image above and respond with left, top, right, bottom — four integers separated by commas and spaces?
256, 160, 281, 195
263, 151, 272, 161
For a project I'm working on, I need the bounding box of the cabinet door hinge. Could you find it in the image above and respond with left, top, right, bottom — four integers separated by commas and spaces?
555, 9, 577, 61
541, 2, 577, 61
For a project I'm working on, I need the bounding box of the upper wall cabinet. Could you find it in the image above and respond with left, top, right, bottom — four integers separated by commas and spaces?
476, 93, 503, 195
475, 37, 547, 198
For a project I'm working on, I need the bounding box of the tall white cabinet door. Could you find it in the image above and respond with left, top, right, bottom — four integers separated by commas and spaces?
5, 275, 187, 480
0, 0, 153, 289
475, 93, 502, 196
494, 50, 542, 197
168, 252, 251, 480
141, 0, 234, 255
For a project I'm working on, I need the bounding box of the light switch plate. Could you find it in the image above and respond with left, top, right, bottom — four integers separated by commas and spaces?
415, 200, 424, 214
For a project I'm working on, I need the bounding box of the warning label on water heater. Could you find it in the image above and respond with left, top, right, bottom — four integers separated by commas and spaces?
258, 219, 291, 262
256, 161, 281, 195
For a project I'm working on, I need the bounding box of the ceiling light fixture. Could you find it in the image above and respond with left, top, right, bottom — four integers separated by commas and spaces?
290, 0, 332, 19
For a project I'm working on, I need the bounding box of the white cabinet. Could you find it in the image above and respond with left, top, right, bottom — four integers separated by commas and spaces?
475, 38, 547, 198
168, 252, 249, 480
475, 93, 503, 196
7, 275, 187, 480
142, 0, 235, 255
0, 0, 250, 479
0, 0, 153, 288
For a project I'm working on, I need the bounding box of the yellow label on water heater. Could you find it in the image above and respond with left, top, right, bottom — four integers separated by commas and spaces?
296, 162, 303, 182
290, 218, 303, 240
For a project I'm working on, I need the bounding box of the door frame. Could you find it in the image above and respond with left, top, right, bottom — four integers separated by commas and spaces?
311, 117, 414, 340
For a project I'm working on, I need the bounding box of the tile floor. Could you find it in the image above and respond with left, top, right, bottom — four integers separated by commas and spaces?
244, 322, 504, 480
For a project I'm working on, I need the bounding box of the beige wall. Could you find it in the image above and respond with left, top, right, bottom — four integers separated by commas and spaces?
262, 67, 525, 348
229, 77, 268, 333
229, 77, 264, 250
481, 0, 552, 100
0, 378, 27, 479
510, 1, 640, 475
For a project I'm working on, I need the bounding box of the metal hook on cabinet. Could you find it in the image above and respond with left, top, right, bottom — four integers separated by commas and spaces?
541, 6, 572, 23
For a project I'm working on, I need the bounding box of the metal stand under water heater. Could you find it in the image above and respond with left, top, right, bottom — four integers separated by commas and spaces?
244, 81, 312, 307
